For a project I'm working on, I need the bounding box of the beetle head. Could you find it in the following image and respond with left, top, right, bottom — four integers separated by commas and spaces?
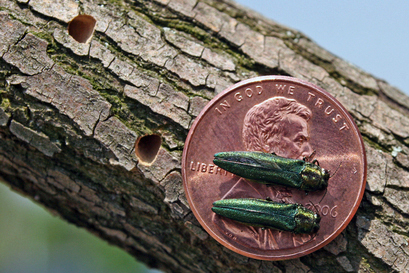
294, 206, 321, 234
300, 163, 329, 191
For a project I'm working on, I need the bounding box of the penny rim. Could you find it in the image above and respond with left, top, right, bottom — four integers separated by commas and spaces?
182, 76, 366, 260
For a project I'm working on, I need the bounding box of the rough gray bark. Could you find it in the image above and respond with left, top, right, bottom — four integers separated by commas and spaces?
1, 0, 409, 272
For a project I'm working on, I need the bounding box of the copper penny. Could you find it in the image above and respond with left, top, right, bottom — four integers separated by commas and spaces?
182, 76, 366, 260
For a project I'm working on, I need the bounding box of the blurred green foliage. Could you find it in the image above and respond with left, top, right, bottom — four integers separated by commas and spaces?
0, 182, 158, 273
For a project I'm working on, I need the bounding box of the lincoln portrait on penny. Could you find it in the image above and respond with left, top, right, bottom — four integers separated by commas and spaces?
242, 96, 313, 158
213, 96, 315, 249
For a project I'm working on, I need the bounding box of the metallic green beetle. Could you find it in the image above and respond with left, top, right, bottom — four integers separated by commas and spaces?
213, 151, 330, 191
212, 198, 320, 234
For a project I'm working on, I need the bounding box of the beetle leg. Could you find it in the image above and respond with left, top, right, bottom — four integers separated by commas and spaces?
312, 159, 320, 166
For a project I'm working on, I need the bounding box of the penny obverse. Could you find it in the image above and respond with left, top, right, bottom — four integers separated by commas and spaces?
182, 76, 366, 260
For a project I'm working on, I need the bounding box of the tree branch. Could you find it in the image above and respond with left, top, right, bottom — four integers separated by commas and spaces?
1, 0, 408, 272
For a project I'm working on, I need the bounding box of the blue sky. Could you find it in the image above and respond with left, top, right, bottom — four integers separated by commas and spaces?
235, 1, 409, 95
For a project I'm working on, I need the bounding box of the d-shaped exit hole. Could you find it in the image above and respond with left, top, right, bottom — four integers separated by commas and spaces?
68, 14, 96, 43
135, 134, 162, 165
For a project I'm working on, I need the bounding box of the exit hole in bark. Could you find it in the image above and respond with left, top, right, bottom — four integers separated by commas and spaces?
135, 134, 162, 165
68, 15, 96, 43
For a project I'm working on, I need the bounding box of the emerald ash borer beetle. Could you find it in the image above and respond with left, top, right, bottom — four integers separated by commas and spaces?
213, 151, 330, 191
212, 198, 321, 234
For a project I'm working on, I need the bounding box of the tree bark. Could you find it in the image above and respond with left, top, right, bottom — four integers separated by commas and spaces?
1, 0, 409, 272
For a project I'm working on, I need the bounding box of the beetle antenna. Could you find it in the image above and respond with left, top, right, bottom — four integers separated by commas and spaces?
309, 199, 320, 214
303, 150, 316, 162
329, 161, 343, 178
